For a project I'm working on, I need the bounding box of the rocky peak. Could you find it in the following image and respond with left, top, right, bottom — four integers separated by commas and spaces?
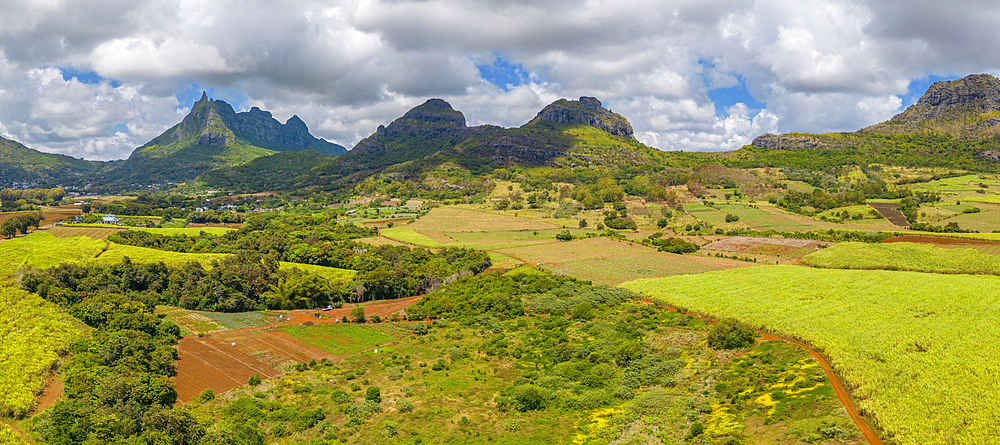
889, 74, 1000, 123
533, 96, 634, 139
139, 93, 345, 155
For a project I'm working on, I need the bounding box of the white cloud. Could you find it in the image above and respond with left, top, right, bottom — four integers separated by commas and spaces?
2, 0, 1000, 159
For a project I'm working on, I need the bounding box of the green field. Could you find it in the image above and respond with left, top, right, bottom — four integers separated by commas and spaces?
93, 242, 229, 267
622, 266, 1000, 445
0, 232, 106, 278
128, 226, 236, 236
543, 253, 724, 285
909, 174, 1000, 193
156, 306, 282, 335
280, 323, 402, 357
802, 242, 1000, 275
0, 287, 83, 417
931, 208, 1000, 232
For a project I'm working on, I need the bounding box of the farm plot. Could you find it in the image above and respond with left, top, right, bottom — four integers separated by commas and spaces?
0, 287, 83, 417
156, 306, 281, 336
867, 202, 910, 226
279, 323, 402, 358
884, 235, 1000, 255
173, 335, 282, 403
802, 241, 1000, 275
931, 208, 1000, 232
497, 237, 751, 285
129, 226, 236, 236
622, 266, 1000, 445
0, 232, 106, 278
703, 236, 830, 258
407, 205, 557, 232
46, 225, 126, 240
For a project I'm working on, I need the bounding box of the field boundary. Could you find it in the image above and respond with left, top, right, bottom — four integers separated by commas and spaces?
638, 298, 886, 445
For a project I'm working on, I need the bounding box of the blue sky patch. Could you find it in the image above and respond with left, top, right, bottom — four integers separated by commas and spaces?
900, 75, 955, 108
707, 75, 766, 117
58, 67, 120, 88
176, 85, 249, 112
476, 54, 532, 91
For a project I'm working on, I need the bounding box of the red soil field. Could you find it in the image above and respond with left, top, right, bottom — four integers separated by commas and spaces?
172, 295, 422, 403
867, 202, 909, 226
883, 235, 1000, 246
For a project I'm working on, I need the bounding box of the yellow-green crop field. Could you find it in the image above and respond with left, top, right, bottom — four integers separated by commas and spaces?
128, 227, 236, 236
0, 232, 106, 278
93, 242, 229, 267
0, 423, 18, 443
803, 242, 1000, 275
622, 266, 1000, 445
0, 233, 353, 282
0, 287, 83, 417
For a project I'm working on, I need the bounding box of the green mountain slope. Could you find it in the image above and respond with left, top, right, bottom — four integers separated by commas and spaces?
738, 74, 1000, 172
0, 136, 102, 186
110, 93, 345, 184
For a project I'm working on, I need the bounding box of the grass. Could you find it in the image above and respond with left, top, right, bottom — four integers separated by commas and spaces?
408, 206, 557, 232
0, 286, 83, 417
155, 306, 281, 335
622, 266, 1000, 445
802, 242, 1000, 275
280, 323, 401, 357
542, 253, 721, 286
0, 232, 106, 278
93, 242, 229, 267
129, 227, 236, 236
379, 227, 458, 248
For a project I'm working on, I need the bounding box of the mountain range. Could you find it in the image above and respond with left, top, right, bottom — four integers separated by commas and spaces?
4, 73, 1000, 191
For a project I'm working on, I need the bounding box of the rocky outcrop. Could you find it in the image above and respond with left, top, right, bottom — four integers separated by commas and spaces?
145, 92, 345, 155
533, 97, 634, 138
890, 74, 1000, 123
750, 133, 842, 150
350, 99, 473, 156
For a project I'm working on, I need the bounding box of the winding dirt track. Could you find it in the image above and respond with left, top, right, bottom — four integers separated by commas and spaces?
643, 299, 885, 445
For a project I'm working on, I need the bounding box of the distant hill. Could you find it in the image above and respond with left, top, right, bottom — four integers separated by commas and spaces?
0, 136, 102, 187
738, 74, 1000, 172
109, 93, 345, 184
199, 96, 695, 192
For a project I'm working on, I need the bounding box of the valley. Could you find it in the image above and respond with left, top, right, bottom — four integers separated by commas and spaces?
4, 75, 1000, 445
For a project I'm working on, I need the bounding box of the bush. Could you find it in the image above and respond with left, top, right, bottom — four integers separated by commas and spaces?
331, 390, 350, 403
413, 324, 428, 335
397, 399, 415, 413
351, 307, 366, 323
248, 374, 261, 386
198, 388, 215, 402
707, 318, 756, 349
571, 302, 593, 320
366, 386, 382, 404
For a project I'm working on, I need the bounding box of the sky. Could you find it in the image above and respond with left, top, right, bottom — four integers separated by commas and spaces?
0, 0, 998, 161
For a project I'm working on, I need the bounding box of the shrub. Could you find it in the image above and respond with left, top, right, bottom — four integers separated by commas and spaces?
351, 307, 366, 323
198, 388, 215, 402
707, 318, 756, 350
571, 302, 593, 320
331, 390, 349, 403
366, 386, 382, 404
248, 374, 261, 386
397, 399, 415, 413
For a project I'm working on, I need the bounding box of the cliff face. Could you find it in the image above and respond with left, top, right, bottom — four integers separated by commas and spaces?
890, 74, 1000, 122
145, 93, 345, 155
531, 96, 635, 138
752, 74, 1000, 150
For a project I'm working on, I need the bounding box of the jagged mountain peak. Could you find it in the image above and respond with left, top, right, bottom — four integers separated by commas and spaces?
530, 96, 634, 139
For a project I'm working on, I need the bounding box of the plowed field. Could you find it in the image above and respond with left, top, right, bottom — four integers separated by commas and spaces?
172, 296, 423, 403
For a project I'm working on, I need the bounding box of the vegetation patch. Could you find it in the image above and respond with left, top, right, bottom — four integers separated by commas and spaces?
623, 266, 1000, 445
0, 287, 83, 417
802, 241, 1000, 275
